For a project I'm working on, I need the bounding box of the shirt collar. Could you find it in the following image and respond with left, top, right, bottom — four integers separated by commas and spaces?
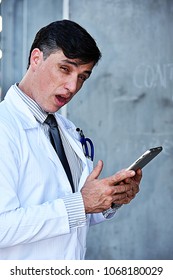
14, 83, 48, 124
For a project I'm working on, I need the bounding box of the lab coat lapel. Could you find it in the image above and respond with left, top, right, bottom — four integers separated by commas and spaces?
40, 127, 60, 164
37, 123, 72, 192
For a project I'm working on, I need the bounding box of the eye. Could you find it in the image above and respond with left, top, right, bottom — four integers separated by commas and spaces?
78, 75, 88, 82
60, 66, 69, 73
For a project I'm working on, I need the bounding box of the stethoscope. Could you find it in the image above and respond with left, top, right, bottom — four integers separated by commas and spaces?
76, 128, 94, 161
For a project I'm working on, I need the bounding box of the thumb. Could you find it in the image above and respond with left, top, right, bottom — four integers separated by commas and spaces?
86, 160, 103, 182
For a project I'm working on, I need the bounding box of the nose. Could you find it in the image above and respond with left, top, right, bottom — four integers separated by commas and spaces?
64, 76, 78, 94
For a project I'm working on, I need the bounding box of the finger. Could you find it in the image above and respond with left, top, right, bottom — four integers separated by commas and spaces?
109, 169, 135, 186
124, 179, 140, 195
134, 168, 142, 183
113, 193, 128, 202
125, 169, 142, 184
112, 183, 132, 194
86, 160, 103, 182
127, 180, 140, 195
126, 189, 136, 198
118, 197, 131, 204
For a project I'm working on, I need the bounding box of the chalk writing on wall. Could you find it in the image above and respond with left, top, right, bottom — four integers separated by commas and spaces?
133, 63, 173, 89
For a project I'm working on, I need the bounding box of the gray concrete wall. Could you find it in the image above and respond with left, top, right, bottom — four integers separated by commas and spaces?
1, 0, 173, 259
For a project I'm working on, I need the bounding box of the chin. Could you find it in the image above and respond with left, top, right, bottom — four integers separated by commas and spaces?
41, 103, 60, 113
48, 107, 61, 113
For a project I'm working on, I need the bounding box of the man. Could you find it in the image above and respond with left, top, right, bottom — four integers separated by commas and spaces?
0, 20, 142, 259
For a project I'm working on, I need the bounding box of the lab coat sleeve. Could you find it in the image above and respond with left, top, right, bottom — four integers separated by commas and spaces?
0, 123, 82, 248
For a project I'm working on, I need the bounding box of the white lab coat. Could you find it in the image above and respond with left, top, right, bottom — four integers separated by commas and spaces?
0, 86, 106, 260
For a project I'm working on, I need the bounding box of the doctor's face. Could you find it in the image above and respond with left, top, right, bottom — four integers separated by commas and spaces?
27, 49, 94, 113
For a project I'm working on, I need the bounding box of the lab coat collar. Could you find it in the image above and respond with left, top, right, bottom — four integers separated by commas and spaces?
4, 85, 39, 129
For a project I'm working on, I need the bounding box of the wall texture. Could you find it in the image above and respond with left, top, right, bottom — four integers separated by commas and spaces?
1, 0, 173, 260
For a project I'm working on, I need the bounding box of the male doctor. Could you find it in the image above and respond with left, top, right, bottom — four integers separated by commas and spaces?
0, 20, 142, 260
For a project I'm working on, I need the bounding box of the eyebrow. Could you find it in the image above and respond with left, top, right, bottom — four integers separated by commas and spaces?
62, 59, 92, 77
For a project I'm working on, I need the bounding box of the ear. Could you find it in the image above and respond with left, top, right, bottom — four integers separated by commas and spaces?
30, 48, 43, 69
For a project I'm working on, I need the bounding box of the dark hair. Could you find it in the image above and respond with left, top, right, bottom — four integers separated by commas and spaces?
27, 20, 102, 68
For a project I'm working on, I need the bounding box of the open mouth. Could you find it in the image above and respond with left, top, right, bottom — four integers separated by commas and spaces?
55, 95, 68, 107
